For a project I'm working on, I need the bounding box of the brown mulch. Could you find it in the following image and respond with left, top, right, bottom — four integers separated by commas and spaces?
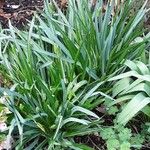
0, 0, 70, 28
0, 0, 44, 28
74, 135, 106, 150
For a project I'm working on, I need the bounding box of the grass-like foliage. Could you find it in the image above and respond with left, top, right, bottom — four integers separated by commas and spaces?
0, 0, 149, 149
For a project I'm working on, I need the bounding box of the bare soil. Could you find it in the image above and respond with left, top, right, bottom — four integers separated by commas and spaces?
0, 0, 44, 28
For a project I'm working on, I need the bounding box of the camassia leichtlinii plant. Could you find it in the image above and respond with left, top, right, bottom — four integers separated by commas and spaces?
0, 0, 149, 149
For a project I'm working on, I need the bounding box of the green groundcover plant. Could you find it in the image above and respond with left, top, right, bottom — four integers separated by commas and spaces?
0, 0, 149, 149
100, 124, 145, 150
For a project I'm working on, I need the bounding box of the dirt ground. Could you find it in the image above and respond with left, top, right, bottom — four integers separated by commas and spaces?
0, 0, 44, 28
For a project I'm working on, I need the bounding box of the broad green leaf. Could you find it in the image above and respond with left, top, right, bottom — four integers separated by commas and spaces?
118, 93, 150, 124
113, 78, 131, 97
